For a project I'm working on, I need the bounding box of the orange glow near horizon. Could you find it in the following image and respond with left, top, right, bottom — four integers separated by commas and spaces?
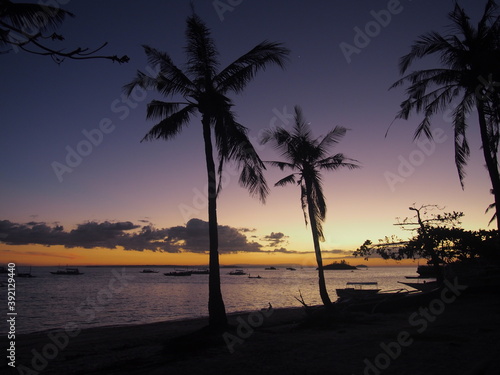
0, 244, 416, 267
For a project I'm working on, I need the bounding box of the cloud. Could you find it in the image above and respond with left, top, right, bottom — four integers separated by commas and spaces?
0, 218, 265, 254
270, 247, 301, 254
168, 219, 262, 253
261, 232, 288, 246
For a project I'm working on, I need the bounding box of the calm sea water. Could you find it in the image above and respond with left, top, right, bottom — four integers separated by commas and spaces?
0, 266, 417, 335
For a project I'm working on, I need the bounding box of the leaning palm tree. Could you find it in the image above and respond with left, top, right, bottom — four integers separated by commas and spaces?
390, 0, 500, 231
261, 106, 359, 306
124, 13, 289, 329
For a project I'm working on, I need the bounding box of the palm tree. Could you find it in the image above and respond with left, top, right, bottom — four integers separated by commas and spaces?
124, 13, 289, 329
260, 106, 359, 306
390, 0, 500, 231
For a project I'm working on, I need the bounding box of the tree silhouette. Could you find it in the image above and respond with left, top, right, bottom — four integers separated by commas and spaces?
0, 0, 128, 63
390, 0, 500, 231
125, 12, 289, 328
261, 106, 359, 306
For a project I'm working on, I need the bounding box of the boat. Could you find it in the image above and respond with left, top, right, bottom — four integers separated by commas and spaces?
164, 271, 192, 276
286, 267, 296, 271
398, 280, 439, 292
50, 267, 84, 275
17, 266, 35, 278
337, 288, 439, 314
190, 269, 209, 275
140, 269, 159, 273
336, 282, 381, 299
265, 266, 277, 270
229, 269, 246, 275
248, 274, 262, 279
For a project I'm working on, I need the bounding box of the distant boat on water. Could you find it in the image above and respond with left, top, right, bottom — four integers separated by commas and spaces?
229, 269, 246, 275
286, 267, 296, 271
140, 269, 159, 273
50, 267, 84, 275
248, 274, 262, 279
265, 266, 277, 270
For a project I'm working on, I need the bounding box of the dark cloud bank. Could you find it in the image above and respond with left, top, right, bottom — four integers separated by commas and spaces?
0, 219, 310, 254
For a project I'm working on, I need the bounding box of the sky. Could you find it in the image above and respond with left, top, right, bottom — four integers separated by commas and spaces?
0, 0, 494, 267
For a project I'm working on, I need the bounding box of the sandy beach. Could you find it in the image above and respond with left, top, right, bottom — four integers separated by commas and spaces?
5, 284, 500, 375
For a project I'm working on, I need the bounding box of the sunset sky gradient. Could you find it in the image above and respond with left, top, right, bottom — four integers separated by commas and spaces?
0, 0, 492, 266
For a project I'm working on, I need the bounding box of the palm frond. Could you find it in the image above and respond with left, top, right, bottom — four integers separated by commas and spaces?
146, 101, 189, 120
317, 126, 348, 154
266, 160, 295, 171
399, 31, 454, 74
123, 45, 195, 98
274, 174, 296, 187
213, 111, 269, 202
185, 13, 219, 85
318, 154, 361, 171
260, 126, 292, 148
0, 1, 74, 32
215, 41, 290, 94
141, 104, 196, 142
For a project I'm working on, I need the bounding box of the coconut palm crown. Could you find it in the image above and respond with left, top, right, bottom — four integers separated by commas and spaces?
261, 105, 360, 306
390, 0, 500, 230
124, 12, 289, 328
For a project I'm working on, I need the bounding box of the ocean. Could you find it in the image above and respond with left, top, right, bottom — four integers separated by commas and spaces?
0, 265, 417, 335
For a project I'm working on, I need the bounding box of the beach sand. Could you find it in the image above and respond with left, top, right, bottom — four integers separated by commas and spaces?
6, 286, 500, 375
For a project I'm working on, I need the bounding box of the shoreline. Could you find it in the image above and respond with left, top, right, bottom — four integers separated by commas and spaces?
5, 288, 500, 374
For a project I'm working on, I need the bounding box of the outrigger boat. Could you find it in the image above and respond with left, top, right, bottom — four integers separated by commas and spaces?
336, 282, 381, 299
398, 279, 439, 292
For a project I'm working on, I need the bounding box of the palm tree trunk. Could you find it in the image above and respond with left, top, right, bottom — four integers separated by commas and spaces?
305, 183, 332, 306
202, 115, 227, 329
477, 103, 500, 233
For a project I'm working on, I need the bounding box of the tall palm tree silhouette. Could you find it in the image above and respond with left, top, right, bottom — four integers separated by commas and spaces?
261, 106, 359, 306
125, 12, 289, 328
391, 0, 500, 230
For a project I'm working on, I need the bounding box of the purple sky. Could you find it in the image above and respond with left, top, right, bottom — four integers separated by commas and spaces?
0, 0, 493, 261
